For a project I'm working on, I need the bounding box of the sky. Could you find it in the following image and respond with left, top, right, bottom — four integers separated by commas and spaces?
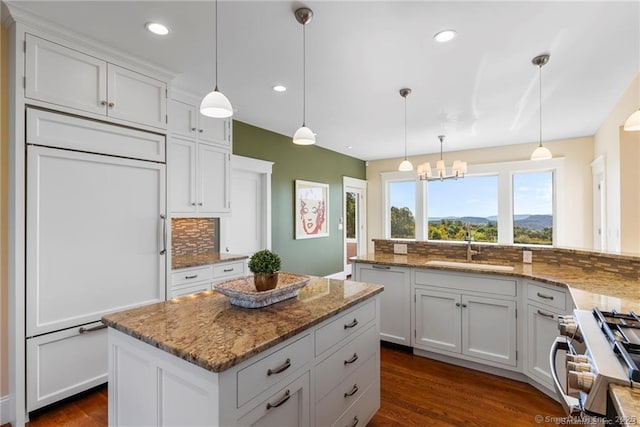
390, 172, 553, 218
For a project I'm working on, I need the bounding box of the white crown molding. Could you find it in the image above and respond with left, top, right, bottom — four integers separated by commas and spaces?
3, 0, 179, 81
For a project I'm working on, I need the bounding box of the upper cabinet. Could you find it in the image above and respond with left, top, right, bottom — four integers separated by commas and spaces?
25, 34, 167, 130
169, 100, 230, 147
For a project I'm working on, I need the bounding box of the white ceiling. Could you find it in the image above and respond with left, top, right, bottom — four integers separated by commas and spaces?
5, 1, 640, 161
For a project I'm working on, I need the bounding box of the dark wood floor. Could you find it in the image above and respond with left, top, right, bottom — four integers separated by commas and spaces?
15, 345, 567, 426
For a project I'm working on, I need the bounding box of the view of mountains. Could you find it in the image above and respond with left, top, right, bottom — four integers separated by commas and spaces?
428, 215, 552, 231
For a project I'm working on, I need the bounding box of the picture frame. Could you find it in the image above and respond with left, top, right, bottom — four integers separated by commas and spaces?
295, 180, 329, 239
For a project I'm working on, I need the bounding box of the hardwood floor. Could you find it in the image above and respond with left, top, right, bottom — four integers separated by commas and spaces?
18, 345, 567, 426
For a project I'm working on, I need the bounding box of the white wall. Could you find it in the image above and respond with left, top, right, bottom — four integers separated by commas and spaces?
366, 137, 594, 253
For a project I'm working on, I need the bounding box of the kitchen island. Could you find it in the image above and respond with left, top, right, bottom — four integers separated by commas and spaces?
102, 277, 383, 426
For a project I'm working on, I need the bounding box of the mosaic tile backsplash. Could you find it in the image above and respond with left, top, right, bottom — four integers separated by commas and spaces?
373, 239, 640, 279
172, 218, 219, 258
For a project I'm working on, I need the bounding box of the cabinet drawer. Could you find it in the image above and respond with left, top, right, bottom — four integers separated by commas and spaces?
316, 325, 377, 400
315, 299, 376, 357
170, 283, 211, 299
237, 334, 312, 408
27, 321, 107, 411
415, 269, 517, 297
527, 282, 566, 311
316, 354, 376, 427
212, 261, 245, 280
332, 377, 379, 427
171, 266, 213, 287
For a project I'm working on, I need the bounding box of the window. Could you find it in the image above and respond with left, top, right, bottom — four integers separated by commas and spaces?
427, 176, 498, 243
389, 180, 416, 239
381, 158, 563, 246
513, 171, 553, 245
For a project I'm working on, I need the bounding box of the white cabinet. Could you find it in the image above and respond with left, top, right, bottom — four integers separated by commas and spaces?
169, 99, 230, 146
413, 270, 518, 367
26, 34, 167, 129
525, 281, 570, 389
168, 137, 230, 216
170, 261, 245, 299
353, 263, 411, 345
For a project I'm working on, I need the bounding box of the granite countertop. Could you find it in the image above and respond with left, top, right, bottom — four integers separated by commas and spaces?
352, 253, 639, 312
102, 277, 383, 373
172, 252, 248, 270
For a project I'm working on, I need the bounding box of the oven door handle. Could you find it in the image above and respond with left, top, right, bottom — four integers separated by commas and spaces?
549, 336, 582, 416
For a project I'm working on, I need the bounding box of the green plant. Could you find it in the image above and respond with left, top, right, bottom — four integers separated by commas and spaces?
248, 250, 281, 274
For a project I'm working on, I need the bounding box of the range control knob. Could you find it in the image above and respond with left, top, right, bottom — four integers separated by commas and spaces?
558, 316, 577, 336
566, 354, 589, 364
568, 371, 595, 393
567, 362, 591, 372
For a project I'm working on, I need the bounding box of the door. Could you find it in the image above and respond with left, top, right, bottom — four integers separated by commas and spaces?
220, 156, 273, 255
344, 177, 367, 276
198, 143, 230, 214
461, 294, 517, 366
168, 137, 197, 214
168, 99, 198, 138
199, 115, 230, 146
414, 288, 461, 353
527, 305, 562, 387
26, 146, 166, 336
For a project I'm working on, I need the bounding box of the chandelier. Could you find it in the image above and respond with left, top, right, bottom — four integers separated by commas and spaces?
417, 135, 467, 181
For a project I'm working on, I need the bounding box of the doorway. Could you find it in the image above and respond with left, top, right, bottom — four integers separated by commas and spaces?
344, 177, 367, 277
591, 156, 606, 251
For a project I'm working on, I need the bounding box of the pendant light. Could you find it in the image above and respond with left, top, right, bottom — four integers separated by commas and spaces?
398, 88, 413, 171
624, 109, 640, 131
417, 135, 467, 181
293, 8, 315, 145
530, 54, 552, 160
200, 0, 233, 118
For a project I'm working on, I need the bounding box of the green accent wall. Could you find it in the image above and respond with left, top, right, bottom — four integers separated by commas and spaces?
233, 121, 366, 276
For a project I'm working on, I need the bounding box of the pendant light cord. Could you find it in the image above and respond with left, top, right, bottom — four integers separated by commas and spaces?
538, 64, 543, 148
214, 0, 219, 91
404, 96, 408, 160
302, 23, 306, 126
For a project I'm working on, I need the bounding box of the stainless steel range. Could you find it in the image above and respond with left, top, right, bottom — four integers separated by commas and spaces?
551, 308, 638, 418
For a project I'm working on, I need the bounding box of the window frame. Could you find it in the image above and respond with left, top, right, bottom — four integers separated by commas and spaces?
381, 157, 565, 246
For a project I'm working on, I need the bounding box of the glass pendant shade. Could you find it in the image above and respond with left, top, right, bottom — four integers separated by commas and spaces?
200, 89, 233, 118
293, 125, 316, 145
624, 109, 640, 131
531, 144, 552, 161
398, 159, 414, 171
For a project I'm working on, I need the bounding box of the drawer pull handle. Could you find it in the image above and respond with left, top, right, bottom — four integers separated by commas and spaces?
537, 309, 555, 319
348, 416, 359, 427
79, 324, 107, 334
266, 390, 290, 410
372, 264, 390, 270
537, 292, 554, 300
185, 274, 198, 279
267, 358, 291, 376
344, 319, 358, 329
344, 384, 359, 398
223, 268, 234, 272
344, 353, 359, 365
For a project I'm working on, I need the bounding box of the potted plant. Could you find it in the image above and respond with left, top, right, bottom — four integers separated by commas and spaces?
248, 249, 282, 292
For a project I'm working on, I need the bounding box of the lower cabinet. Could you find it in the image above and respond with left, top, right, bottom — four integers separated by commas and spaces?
353, 263, 411, 346
526, 304, 563, 388
170, 260, 246, 299
414, 287, 517, 367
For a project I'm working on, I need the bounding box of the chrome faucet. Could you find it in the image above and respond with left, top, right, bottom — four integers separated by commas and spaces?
465, 222, 480, 261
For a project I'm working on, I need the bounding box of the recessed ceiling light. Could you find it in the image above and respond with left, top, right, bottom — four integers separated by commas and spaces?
272, 85, 287, 92
434, 29, 457, 43
347, 146, 353, 149
145, 22, 169, 36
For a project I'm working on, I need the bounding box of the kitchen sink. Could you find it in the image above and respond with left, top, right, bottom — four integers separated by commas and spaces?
425, 260, 514, 272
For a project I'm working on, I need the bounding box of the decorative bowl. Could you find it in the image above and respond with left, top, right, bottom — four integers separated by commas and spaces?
213, 272, 311, 308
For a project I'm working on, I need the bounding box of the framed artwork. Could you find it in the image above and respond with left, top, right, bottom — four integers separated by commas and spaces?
295, 180, 329, 239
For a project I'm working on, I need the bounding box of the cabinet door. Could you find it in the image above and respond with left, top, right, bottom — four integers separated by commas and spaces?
168, 100, 198, 139
198, 143, 230, 214
25, 34, 107, 115
414, 288, 461, 353
199, 116, 230, 146
167, 138, 197, 214
527, 304, 562, 387
107, 64, 167, 129
461, 295, 517, 366
355, 264, 410, 345
236, 372, 310, 427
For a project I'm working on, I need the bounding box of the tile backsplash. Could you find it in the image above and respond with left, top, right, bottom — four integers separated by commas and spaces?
172, 218, 219, 257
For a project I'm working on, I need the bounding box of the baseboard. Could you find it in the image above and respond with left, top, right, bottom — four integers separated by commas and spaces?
324, 271, 347, 279
0, 393, 12, 425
